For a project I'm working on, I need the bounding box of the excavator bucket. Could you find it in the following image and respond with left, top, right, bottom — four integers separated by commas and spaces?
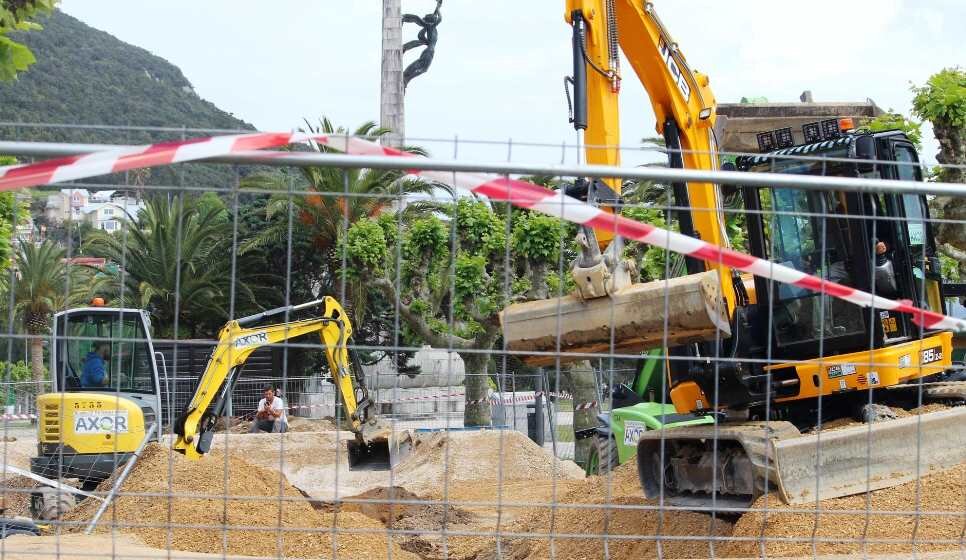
500, 271, 730, 366
347, 428, 414, 470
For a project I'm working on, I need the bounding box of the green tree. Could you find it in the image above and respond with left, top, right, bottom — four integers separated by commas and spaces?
84, 196, 274, 337
241, 118, 430, 324
865, 110, 923, 148
911, 68, 966, 276
345, 200, 568, 426
9, 240, 89, 381
0, 0, 57, 80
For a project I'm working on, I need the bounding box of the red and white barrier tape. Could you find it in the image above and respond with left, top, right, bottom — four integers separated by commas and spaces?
1, 413, 35, 421
574, 401, 599, 411
4, 132, 963, 333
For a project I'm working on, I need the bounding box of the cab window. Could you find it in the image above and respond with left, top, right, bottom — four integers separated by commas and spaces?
56, 312, 155, 394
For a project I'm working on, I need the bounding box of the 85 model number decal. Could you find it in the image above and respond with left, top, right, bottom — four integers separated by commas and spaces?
921, 346, 944, 365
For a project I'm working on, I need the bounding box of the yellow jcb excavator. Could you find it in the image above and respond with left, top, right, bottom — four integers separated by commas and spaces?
173, 297, 412, 467
501, 0, 966, 508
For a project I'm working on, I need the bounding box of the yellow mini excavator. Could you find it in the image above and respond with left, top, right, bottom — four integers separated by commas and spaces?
173, 297, 411, 467
501, 0, 966, 508
32, 304, 165, 490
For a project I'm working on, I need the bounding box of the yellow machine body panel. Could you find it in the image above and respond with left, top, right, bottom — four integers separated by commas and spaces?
668, 332, 953, 413
37, 392, 146, 454
770, 332, 953, 402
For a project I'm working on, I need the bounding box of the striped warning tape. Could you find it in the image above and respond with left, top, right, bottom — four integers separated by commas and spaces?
1, 413, 36, 421
574, 401, 599, 411
5, 132, 963, 332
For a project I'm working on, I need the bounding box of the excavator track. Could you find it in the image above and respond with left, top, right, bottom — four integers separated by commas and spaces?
637, 382, 966, 508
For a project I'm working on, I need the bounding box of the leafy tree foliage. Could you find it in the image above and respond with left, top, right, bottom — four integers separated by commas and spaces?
83, 196, 276, 338
242, 119, 432, 370
0, 0, 57, 80
8, 240, 92, 380
865, 110, 923, 149
911, 68, 966, 277
345, 200, 568, 426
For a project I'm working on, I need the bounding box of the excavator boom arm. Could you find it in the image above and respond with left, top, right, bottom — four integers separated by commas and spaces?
567, 0, 734, 311
172, 297, 370, 459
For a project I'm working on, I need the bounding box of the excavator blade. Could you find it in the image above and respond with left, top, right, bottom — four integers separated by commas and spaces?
347, 429, 414, 470
500, 271, 730, 366
773, 404, 966, 504
637, 399, 966, 509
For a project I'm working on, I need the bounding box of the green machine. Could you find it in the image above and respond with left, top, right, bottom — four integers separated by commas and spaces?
584, 349, 713, 475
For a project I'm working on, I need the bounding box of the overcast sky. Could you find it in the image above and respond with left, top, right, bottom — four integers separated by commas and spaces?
60, 0, 964, 165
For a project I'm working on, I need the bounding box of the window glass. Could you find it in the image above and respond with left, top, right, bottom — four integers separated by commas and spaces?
58, 312, 155, 394
764, 188, 865, 347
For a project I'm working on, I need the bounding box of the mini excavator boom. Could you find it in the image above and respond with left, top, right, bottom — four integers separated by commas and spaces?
172, 297, 411, 468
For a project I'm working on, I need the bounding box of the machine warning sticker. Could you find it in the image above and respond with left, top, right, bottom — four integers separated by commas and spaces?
921, 346, 944, 365
623, 421, 648, 446
234, 332, 268, 348
74, 410, 129, 434
868, 372, 880, 386
827, 363, 857, 379
898, 354, 911, 369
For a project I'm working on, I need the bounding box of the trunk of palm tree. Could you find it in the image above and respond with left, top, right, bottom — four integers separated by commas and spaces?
30, 335, 44, 383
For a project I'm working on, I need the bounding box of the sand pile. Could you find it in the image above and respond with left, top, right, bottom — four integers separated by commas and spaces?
475, 459, 966, 560
723, 463, 966, 557
489, 461, 733, 560
395, 430, 585, 492
0, 475, 38, 516
812, 403, 952, 433
63, 444, 420, 560
338, 486, 474, 529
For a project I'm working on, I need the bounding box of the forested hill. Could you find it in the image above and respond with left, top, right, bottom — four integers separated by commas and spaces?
0, 10, 257, 187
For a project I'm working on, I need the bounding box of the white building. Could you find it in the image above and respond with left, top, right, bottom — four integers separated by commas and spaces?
45, 189, 145, 231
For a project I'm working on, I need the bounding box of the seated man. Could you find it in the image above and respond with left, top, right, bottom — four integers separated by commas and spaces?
80, 342, 110, 388
249, 386, 288, 433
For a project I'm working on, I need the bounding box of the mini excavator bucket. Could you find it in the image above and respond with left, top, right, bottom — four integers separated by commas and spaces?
500, 271, 731, 366
347, 426, 414, 470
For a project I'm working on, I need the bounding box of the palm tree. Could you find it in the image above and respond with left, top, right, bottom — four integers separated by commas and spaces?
241, 118, 431, 324
9, 240, 91, 381
85, 196, 275, 337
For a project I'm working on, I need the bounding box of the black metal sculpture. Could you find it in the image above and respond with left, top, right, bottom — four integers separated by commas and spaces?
402, 0, 442, 89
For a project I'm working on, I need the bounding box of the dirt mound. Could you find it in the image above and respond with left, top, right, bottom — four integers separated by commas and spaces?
63, 443, 419, 560
0, 475, 38, 516
724, 462, 966, 557
811, 403, 953, 433
339, 486, 474, 530
490, 461, 733, 560
477, 459, 966, 560
395, 430, 584, 491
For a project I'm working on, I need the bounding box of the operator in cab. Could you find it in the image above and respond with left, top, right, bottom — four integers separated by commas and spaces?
249, 386, 288, 433
80, 342, 110, 388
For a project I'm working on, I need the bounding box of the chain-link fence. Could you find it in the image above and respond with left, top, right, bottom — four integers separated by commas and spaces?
0, 122, 962, 560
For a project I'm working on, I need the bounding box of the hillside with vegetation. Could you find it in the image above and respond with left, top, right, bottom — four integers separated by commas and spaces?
0, 10, 256, 187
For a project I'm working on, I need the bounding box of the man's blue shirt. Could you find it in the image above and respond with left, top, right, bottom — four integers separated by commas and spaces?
81, 351, 106, 387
